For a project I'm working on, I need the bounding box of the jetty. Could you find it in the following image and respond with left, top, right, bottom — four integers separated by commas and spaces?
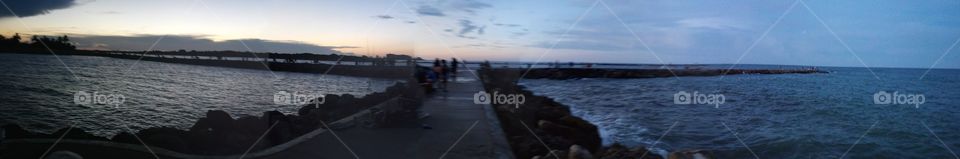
517, 67, 826, 80
3, 50, 418, 79
264, 71, 512, 159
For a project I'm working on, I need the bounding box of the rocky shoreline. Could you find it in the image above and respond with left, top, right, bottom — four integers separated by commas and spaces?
478, 63, 714, 159
0, 79, 426, 158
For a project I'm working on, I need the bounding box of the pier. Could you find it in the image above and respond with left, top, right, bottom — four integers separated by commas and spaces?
518, 67, 826, 80
265, 70, 512, 159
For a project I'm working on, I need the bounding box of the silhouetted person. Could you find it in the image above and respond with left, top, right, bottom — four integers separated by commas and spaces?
425, 67, 438, 93
440, 59, 449, 92
432, 58, 444, 91
450, 58, 459, 75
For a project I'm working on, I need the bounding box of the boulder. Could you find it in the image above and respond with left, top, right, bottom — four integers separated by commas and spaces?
557, 116, 601, 151
52, 127, 106, 141
2, 125, 34, 138
537, 120, 599, 151
549, 149, 568, 159
190, 110, 235, 133
568, 145, 594, 159
135, 127, 188, 152
538, 120, 581, 139
558, 116, 597, 130
667, 149, 713, 159
599, 144, 662, 159
44, 151, 83, 159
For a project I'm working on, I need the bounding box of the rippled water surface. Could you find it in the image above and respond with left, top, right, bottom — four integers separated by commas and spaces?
0, 53, 398, 137
521, 67, 960, 158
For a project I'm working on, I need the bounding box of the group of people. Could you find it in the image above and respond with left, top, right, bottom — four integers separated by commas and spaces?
423, 58, 459, 92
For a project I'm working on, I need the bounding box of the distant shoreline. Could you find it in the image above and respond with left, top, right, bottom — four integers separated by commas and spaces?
0, 51, 414, 79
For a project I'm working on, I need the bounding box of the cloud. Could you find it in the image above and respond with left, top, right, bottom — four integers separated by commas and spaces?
458, 20, 478, 35
494, 23, 521, 27
88, 11, 120, 15
69, 34, 354, 55
524, 0, 960, 68
457, 19, 485, 39
676, 17, 751, 30
511, 31, 527, 37
0, 0, 76, 18
449, 0, 492, 14
373, 15, 394, 19
532, 40, 631, 51
530, 1, 767, 54
416, 5, 445, 16
415, 0, 492, 17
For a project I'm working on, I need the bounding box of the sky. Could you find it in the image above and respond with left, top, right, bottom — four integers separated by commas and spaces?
0, 0, 958, 68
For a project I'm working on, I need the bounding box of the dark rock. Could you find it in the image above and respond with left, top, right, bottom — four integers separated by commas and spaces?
537, 119, 599, 152
511, 135, 548, 159
53, 127, 106, 141
538, 120, 581, 138
668, 150, 713, 159
110, 132, 137, 144
2, 125, 34, 138
558, 116, 597, 131
568, 145, 594, 159
297, 102, 317, 116
557, 116, 602, 152
135, 127, 189, 152
264, 110, 293, 146
44, 150, 83, 159
599, 143, 662, 159
190, 110, 236, 133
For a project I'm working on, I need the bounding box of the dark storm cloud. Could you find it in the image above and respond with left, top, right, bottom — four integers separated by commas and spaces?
0, 0, 75, 18
70, 34, 354, 55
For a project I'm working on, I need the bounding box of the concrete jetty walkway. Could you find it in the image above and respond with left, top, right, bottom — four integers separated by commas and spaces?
265, 70, 513, 159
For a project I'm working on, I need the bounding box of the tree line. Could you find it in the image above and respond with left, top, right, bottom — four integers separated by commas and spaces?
0, 33, 419, 64
0, 33, 76, 52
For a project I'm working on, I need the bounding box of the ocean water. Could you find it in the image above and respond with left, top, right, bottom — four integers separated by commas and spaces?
0, 53, 399, 137
520, 67, 960, 158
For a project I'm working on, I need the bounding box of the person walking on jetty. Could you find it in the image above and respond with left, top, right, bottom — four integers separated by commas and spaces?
449, 58, 459, 83
432, 59, 446, 92
440, 59, 449, 92
425, 67, 438, 93
450, 58, 459, 75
